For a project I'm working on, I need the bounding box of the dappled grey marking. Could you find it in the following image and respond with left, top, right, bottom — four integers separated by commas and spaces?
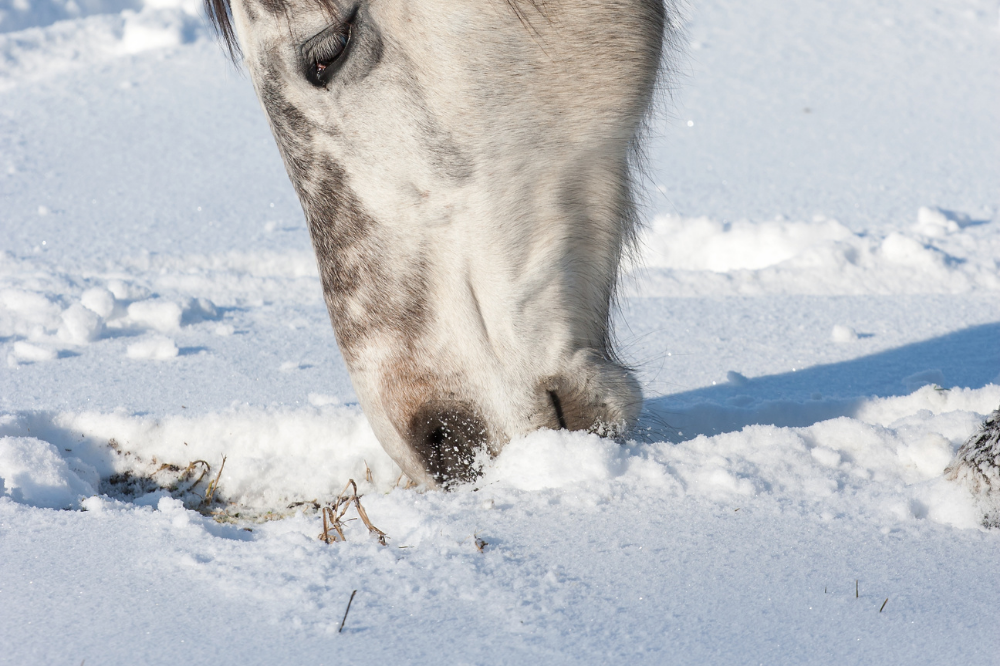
393, 60, 475, 184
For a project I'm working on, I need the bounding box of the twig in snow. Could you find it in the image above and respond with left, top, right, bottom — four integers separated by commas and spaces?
321, 507, 331, 544
317, 479, 387, 545
339, 590, 357, 633
319, 491, 349, 543
203, 455, 227, 505
328, 506, 347, 542
879, 598, 888, 613
856, 580, 859, 599
364, 460, 374, 484
353, 497, 387, 545
179, 460, 211, 493
393, 472, 418, 489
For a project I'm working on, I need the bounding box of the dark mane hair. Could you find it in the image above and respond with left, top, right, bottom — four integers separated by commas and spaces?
205, 0, 240, 60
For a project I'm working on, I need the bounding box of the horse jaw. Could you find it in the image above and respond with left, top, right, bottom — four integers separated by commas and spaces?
227, 0, 665, 487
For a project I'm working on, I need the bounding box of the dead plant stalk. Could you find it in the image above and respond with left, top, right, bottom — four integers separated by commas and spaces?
339, 590, 357, 633
318, 479, 388, 546
203, 455, 227, 505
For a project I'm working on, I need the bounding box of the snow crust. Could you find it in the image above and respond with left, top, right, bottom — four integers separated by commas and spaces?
0, 0, 203, 90
0, 436, 97, 507
1, 0, 999, 662
634, 209, 1000, 296
4, 384, 994, 530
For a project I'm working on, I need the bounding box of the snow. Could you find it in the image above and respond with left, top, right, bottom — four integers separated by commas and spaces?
831, 325, 859, 344
1, 0, 999, 662
633, 209, 1000, 296
0, 436, 97, 507
125, 333, 178, 359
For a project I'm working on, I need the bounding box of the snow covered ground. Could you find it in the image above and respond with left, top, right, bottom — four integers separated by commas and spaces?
2, 0, 999, 663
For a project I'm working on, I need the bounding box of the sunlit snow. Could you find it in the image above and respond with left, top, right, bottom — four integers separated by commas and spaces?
1, 0, 999, 662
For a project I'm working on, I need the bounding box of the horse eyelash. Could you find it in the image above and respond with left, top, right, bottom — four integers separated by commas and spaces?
302, 10, 356, 86
317, 31, 348, 64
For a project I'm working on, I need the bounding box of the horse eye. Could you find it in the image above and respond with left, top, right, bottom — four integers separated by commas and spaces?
307, 25, 351, 86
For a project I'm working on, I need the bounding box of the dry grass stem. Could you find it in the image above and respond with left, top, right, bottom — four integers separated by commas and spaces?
317, 479, 388, 546
181, 460, 210, 492
320, 506, 347, 543
203, 455, 227, 505
879, 598, 888, 613
393, 472, 418, 489
856, 580, 859, 599
287, 499, 321, 511
339, 590, 357, 633
364, 460, 374, 484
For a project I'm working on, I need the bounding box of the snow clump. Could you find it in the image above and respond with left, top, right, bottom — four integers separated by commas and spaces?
830, 324, 858, 343
126, 335, 179, 360
0, 437, 97, 509
127, 299, 183, 332
58, 303, 104, 344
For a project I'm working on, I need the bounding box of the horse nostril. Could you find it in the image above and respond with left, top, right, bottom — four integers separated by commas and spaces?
548, 390, 568, 430
408, 404, 486, 488
427, 425, 448, 448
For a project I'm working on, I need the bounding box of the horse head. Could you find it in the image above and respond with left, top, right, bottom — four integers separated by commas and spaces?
207, 0, 667, 487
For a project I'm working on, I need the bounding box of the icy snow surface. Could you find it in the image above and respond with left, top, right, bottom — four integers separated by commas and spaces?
2, 0, 1000, 663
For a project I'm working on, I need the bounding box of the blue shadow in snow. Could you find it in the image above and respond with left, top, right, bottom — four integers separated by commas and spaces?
640, 322, 1000, 442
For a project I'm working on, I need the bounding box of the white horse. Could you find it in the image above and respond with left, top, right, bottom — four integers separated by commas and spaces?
204, 0, 1000, 507
205, 0, 667, 487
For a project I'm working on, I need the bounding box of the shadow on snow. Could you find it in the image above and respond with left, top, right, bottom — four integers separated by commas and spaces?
639, 321, 1000, 443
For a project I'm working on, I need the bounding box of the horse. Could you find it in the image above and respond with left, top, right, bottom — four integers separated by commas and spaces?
202, 0, 667, 487
202, 0, 1000, 508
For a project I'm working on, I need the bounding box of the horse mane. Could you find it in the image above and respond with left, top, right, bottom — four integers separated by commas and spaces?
205, 0, 240, 60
